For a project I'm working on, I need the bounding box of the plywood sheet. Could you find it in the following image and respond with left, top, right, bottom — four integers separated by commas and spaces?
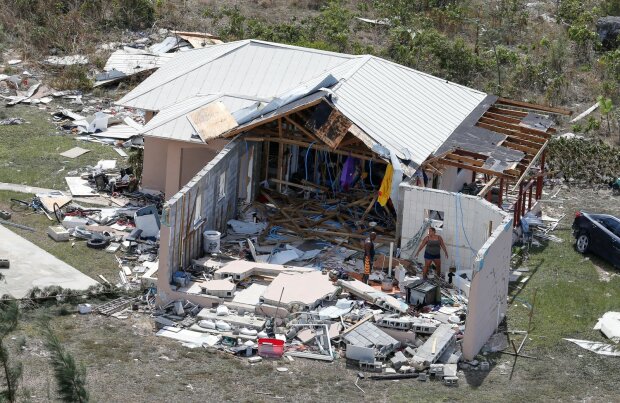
314, 108, 351, 149
187, 101, 238, 142
39, 196, 72, 213
60, 147, 90, 158
65, 177, 98, 197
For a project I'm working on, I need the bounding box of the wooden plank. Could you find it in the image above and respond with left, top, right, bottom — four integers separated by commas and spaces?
477, 121, 546, 146
511, 141, 549, 192
269, 178, 322, 192
283, 115, 319, 142
444, 153, 485, 167
477, 177, 498, 198
244, 136, 387, 163
484, 111, 522, 124
480, 115, 550, 140
260, 191, 301, 231
502, 140, 539, 155
488, 106, 528, 118
277, 120, 284, 193
497, 97, 572, 115
312, 108, 351, 148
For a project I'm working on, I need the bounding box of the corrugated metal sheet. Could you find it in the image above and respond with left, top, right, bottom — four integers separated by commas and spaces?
116, 40, 355, 111
118, 39, 488, 164
332, 57, 486, 165
103, 48, 175, 76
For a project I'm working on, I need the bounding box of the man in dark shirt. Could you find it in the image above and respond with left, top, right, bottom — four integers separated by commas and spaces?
363, 232, 376, 284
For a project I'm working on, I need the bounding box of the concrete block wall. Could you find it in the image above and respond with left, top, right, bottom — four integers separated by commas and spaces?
399, 184, 506, 272
397, 183, 513, 360
160, 140, 258, 282
462, 218, 513, 360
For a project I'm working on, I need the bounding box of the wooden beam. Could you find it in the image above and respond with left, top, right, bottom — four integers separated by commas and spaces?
444, 153, 485, 167
222, 97, 324, 138
497, 97, 572, 115
283, 115, 320, 142
488, 106, 528, 118
478, 123, 543, 153
261, 191, 302, 231
477, 121, 547, 145
338, 136, 363, 148
477, 176, 499, 198
436, 158, 516, 179
269, 178, 322, 192
480, 115, 551, 139
502, 140, 539, 155
277, 119, 284, 192
484, 111, 522, 124
511, 141, 549, 192
244, 136, 387, 163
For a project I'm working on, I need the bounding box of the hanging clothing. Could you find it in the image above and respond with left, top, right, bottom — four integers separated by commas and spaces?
377, 164, 394, 206
339, 156, 356, 190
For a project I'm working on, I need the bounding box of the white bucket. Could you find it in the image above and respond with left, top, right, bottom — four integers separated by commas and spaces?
203, 230, 221, 254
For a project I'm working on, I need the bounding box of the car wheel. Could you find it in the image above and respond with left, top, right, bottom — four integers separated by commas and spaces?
576, 233, 590, 253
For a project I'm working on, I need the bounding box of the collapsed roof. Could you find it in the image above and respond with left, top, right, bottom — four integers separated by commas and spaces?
116, 39, 487, 167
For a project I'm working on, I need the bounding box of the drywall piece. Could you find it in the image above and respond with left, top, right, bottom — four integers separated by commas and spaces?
187, 101, 238, 142
269, 249, 300, 265
214, 260, 312, 281
65, 177, 98, 197
197, 308, 266, 330
156, 327, 221, 347
96, 160, 117, 170
114, 148, 129, 157
594, 312, 620, 342
227, 219, 267, 235
60, 147, 91, 158
261, 271, 338, 309
134, 205, 160, 238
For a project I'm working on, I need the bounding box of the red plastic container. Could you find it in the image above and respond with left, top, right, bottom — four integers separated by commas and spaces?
257, 338, 284, 358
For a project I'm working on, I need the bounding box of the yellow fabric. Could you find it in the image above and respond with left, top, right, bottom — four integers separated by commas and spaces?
377, 163, 393, 206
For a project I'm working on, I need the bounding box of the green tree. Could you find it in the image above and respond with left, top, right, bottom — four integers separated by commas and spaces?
40, 319, 89, 403
0, 300, 21, 403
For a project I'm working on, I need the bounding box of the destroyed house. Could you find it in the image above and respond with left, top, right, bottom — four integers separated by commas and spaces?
115, 40, 569, 359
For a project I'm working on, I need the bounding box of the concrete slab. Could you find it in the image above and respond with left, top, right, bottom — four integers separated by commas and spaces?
0, 225, 99, 297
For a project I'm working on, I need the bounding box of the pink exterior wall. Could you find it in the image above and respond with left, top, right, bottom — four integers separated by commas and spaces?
141, 137, 229, 198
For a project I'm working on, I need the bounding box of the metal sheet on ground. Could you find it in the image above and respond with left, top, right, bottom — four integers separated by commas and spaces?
60, 147, 91, 158
65, 177, 98, 197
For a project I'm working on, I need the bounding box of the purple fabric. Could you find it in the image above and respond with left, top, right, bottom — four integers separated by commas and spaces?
340, 157, 356, 190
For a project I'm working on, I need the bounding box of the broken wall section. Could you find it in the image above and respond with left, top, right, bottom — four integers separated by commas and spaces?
160, 140, 259, 288
398, 184, 507, 273
462, 218, 512, 360
398, 184, 512, 360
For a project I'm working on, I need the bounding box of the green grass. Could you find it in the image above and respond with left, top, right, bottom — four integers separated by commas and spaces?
0, 105, 120, 190
507, 226, 620, 350
0, 190, 119, 282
